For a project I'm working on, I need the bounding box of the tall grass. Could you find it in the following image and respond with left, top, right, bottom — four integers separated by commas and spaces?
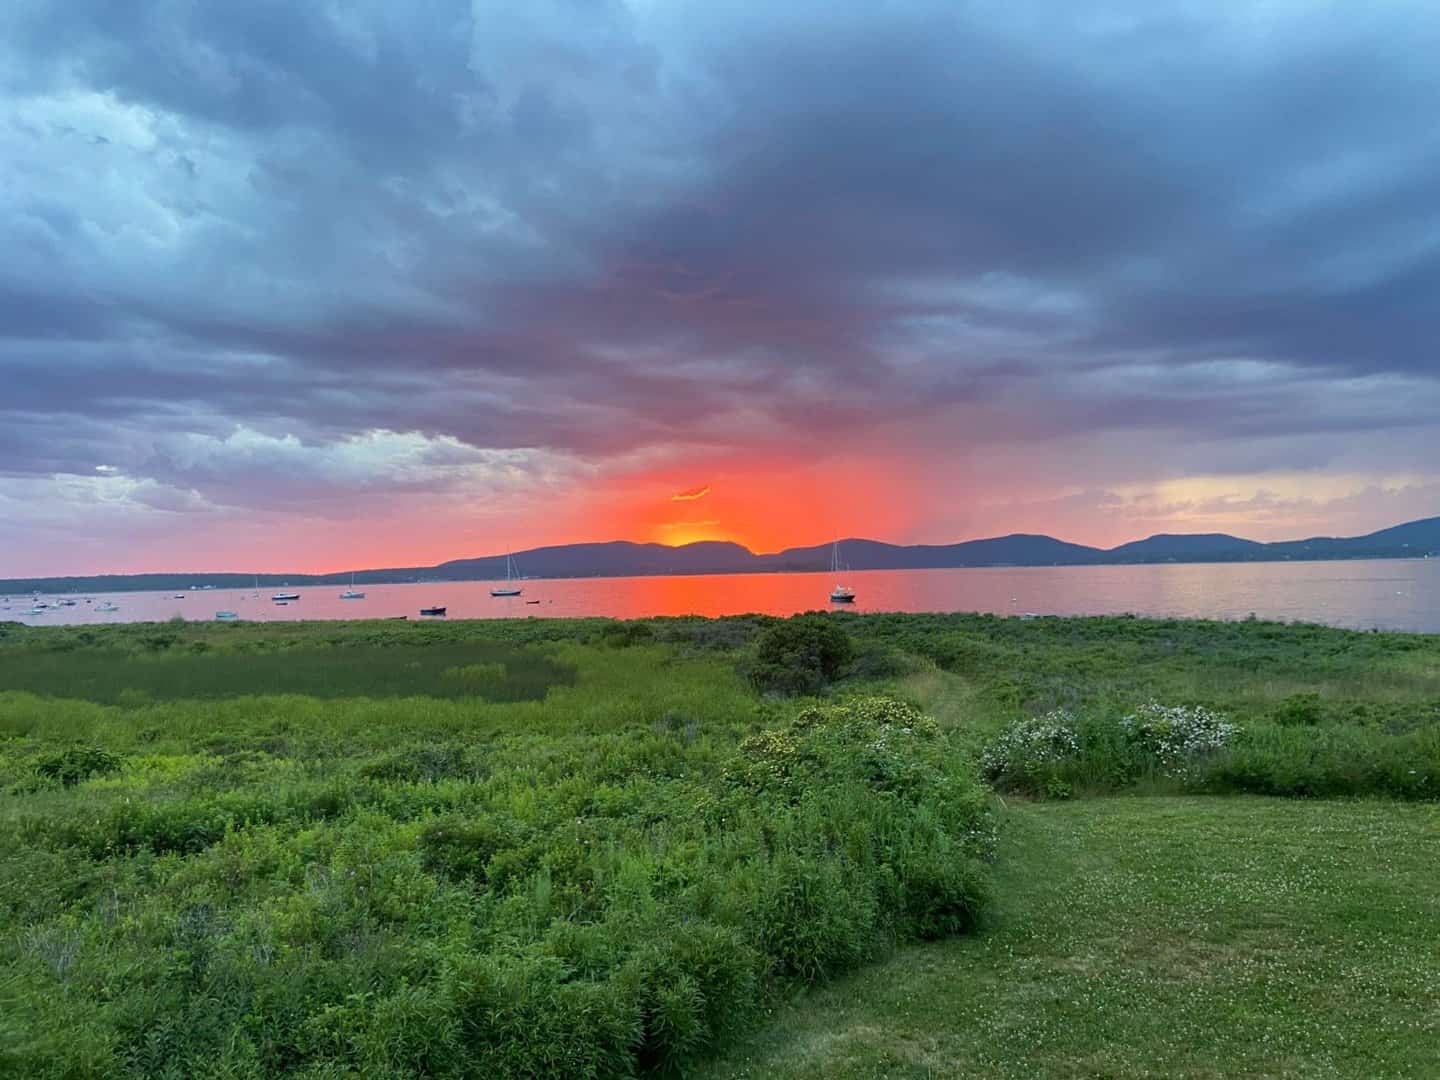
3, 611, 1437, 1075
0, 626, 991, 1079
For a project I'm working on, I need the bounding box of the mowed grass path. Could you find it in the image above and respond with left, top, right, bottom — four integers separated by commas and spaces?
702, 797, 1440, 1080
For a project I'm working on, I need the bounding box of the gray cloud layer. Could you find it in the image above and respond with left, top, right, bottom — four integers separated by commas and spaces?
3, 1, 1439, 553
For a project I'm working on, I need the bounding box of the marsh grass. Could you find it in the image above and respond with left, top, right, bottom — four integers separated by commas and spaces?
0, 624, 992, 1079
3, 612, 1438, 1077
0, 639, 571, 704
876, 614, 1440, 800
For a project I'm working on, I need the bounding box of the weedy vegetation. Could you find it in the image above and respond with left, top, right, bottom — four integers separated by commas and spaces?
0, 617, 990, 1078
1, 611, 1437, 1077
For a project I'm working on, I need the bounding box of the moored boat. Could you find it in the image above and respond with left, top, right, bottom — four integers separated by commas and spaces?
490, 551, 523, 597
419, 605, 447, 617
271, 592, 301, 601
829, 540, 856, 603
215, 610, 240, 621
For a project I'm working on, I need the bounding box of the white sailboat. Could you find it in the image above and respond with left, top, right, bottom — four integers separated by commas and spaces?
340, 572, 365, 600
490, 551, 523, 597
829, 540, 856, 603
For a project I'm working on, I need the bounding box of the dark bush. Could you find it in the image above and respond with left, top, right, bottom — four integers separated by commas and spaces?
745, 615, 856, 696
1272, 692, 1324, 726
845, 640, 913, 681
35, 745, 124, 787
419, 813, 529, 884
598, 621, 655, 647
361, 743, 480, 783
651, 616, 768, 653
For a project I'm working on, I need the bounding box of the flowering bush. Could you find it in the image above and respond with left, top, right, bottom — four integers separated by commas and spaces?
1121, 701, 1240, 776
980, 710, 1081, 793
731, 697, 946, 794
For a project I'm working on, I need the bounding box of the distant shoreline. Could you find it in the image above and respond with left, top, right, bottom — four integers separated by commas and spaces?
3, 551, 1435, 597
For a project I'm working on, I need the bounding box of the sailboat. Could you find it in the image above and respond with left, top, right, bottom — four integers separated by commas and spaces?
490, 551, 523, 597
829, 540, 856, 603
340, 572, 365, 600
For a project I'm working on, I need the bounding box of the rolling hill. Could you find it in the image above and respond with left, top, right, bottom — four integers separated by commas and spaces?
3, 516, 1437, 594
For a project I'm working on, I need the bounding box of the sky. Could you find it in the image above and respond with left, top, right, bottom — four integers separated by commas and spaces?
3, 1, 1439, 576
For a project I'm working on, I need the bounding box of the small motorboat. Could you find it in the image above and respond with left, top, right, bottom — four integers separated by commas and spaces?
215, 611, 240, 621
271, 592, 301, 601
525, 599, 541, 604
419, 606, 447, 617
172, 594, 186, 599
58, 598, 78, 606
274, 601, 289, 606
96, 602, 119, 612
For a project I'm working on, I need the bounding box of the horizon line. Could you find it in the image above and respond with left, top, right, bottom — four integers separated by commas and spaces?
3, 513, 1435, 583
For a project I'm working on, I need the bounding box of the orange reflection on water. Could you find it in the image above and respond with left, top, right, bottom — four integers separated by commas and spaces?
25, 560, 1440, 633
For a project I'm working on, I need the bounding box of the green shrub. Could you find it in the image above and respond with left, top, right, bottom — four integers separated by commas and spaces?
599, 621, 655, 647
845, 640, 914, 681
361, 743, 480, 783
980, 710, 1081, 796
34, 744, 124, 786
744, 615, 855, 696
0, 644, 991, 1079
419, 813, 529, 883
1121, 702, 1240, 777
652, 616, 766, 653
1272, 692, 1324, 726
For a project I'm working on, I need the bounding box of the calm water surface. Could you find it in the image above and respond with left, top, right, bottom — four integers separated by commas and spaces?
6, 559, 1438, 632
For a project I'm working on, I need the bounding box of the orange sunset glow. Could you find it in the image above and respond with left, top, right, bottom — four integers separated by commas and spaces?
4, 0, 1439, 584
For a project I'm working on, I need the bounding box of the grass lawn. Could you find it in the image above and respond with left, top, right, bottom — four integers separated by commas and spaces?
700, 796, 1440, 1080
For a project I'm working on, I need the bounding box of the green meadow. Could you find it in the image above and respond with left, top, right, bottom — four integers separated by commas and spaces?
1, 613, 1437, 1077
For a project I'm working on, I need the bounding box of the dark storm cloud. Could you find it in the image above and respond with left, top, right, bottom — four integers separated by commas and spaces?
2, 0, 1439, 509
